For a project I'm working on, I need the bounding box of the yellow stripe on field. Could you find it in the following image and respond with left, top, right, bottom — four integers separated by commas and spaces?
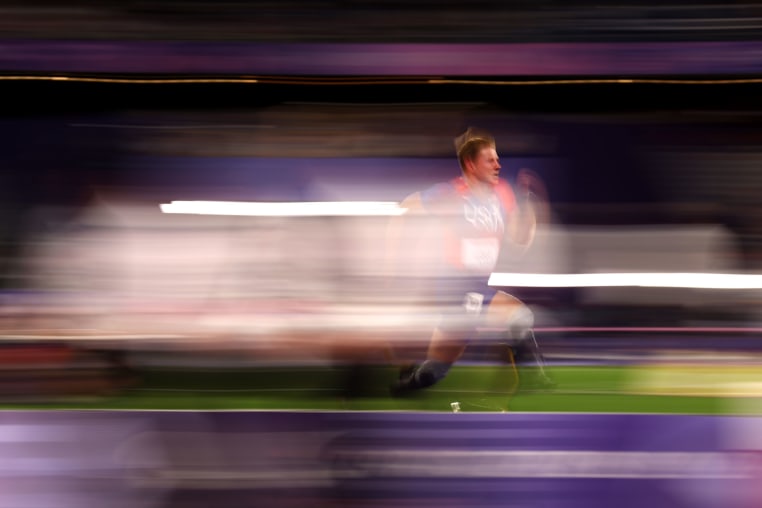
626, 365, 762, 397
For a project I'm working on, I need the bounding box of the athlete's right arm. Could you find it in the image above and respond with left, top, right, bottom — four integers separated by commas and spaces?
384, 192, 425, 280
399, 192, 425, 214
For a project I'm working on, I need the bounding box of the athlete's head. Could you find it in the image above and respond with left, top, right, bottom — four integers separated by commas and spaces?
454, 127, 501, 186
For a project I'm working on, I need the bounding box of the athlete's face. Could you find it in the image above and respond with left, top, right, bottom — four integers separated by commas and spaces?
466, 146, 501, 186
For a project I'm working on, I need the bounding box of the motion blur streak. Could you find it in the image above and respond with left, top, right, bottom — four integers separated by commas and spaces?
1, 411, 760, 508
3, 3, 762, 508
159, 200, 406, 216
488, 272, 762, 289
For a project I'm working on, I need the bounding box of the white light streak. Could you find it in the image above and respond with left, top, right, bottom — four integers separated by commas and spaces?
488, 272, 762, 289
337, 449, 748, 479
159, 200, 406, 217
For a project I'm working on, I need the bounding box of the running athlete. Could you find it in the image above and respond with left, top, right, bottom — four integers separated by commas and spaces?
389, 127, 553, 395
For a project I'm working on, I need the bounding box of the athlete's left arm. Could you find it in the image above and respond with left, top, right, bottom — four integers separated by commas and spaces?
508, 169, 550, 248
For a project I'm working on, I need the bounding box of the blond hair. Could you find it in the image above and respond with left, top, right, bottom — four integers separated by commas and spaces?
454, 127, 495, 172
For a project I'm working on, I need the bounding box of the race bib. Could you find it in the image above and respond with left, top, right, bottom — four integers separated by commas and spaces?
463, 292, 485, 315
461, 237, 500, 272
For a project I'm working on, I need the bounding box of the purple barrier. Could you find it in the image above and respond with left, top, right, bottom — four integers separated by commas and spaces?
3, 40, 762, 76
0, 411, 759, 508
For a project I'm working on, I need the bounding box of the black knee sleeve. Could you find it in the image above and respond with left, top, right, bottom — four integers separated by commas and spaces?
413, 359, 452, 389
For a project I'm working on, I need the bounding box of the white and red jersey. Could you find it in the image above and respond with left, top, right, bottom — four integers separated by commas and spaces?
420, 176, 517, 276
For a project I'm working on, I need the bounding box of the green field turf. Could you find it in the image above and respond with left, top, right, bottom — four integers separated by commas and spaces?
3, 363, 761, 415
